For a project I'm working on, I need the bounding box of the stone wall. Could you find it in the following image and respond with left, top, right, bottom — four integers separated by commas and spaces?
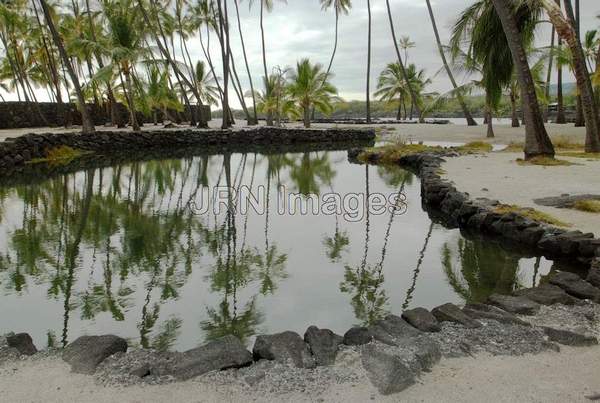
0, 127, 375, 176
0, 102, 211, 129
350, 149, 600, 270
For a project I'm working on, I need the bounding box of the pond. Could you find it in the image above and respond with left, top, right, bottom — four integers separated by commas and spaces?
0, 148, 560, 351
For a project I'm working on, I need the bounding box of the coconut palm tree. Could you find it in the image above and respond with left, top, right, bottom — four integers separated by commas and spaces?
384, 0, 423, 123
233, 0, 258, 124
39, 0, 95, 134
247, 0, 286, 126
319, 0, 352, 83
287, 59, 338, 128
144, 66, 183, 124
366, 0, 372, 123
541, 0, 600, 152
96, 0, 147, 132
424, 0, 477, 126
490, 0, 555, 158
375, 63, 431, 121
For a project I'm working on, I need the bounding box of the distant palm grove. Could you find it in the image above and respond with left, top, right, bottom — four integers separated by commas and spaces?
0, 0, 599, 157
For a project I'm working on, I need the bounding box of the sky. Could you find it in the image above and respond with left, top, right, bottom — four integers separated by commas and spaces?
196, 0, 599, 108
3, 0, 599, 108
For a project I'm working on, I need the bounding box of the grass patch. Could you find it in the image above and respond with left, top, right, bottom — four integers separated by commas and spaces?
493, 204, 570, 227
551, 135, 584, 150
358, 143, 443, 164
516, 156, 576, 166
558, 151, 600, 160
29, 145, 88, 166
502, 142, 524, 152
573, 199, 600, 213
459, 141, 493, 153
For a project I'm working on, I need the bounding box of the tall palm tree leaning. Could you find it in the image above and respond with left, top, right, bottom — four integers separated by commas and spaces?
384, 0, 423, 122
38, 0, 95, 134
541, 0, 600, 153
490, 0, 554, 159
366, 0, 372, 123
424, 0, 477, 126
319, 0, 351, 88
233, 0, 258, 124
287, 59, 338, 128
248, 0, 285, 126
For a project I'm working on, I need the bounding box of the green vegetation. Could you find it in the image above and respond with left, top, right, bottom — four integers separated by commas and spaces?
516, 156, 575, 166
29, 146, 88, 166
493, 204, 570, 227
573, 200, 600, 213
359, 140, 492, 164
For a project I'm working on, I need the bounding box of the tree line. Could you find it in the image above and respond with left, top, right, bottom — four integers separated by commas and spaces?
0, 0, 599, 157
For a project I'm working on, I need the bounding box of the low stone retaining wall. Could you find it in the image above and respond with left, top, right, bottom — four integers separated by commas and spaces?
0, 127, 375, 176
0, 101, 211, 129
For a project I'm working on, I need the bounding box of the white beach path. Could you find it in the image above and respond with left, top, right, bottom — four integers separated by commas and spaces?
1, 346, 599, 403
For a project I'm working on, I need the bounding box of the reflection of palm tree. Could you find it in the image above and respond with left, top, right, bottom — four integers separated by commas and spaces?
402, 222, 434, 310
441, 237, 521, 303
287, 152, 334, 196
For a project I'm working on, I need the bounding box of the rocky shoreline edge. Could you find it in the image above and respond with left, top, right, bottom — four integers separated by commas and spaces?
0, 127, 375, 176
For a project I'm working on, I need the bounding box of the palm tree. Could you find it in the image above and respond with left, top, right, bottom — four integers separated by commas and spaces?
384, 0, 423, 123
99, 0, 147, 132
398, 36, 415, 65
144, 66, 182, 124
39, 0, 95, 134
193, 61, 219, 106
490, 0, 555, 158
287, 59, 338, 128
366, 0, 372, 123
542, 0, 600, 152
319, 0, 351, 83
248, 0, 286, 126
233, 0, 258, 124
375, 63, 431, 121
424, 0, 477, 126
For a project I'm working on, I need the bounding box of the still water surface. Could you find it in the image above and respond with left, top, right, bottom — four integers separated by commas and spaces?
0, 149, 555, 351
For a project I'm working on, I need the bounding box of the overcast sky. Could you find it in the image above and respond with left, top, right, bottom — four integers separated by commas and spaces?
197, 0, 599, 108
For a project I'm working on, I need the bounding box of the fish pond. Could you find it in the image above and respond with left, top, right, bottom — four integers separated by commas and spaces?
0, 147, 564, 351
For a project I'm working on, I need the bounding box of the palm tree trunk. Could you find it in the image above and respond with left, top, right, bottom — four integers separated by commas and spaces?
234, 0, 258, 125
544, 0, 600, 151
425, 0, 476, 126
555, 0, 567, 124
138, 0, 208, 127
260, 1, 273, 126
384, 0, 423, 123
123, 68, 140, 132
573, 0, 584, 128
510, 90, 520, 127
216, 0, 232, 129
396, 101, 402, 121
486, 98, 495, 138
544, 26, 555, 123
366, 0, 372, 123
491, 0, 554, 158
303, 105, 310, 128
39, 0, 94, 134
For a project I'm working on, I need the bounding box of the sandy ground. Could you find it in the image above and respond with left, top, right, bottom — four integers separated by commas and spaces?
0, 347, 598, 403
0, 121, 588, 146
441, 152, 600, 236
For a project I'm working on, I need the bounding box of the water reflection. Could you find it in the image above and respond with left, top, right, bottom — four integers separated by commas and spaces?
0, 150, 562, 350
441, 237, 522, 304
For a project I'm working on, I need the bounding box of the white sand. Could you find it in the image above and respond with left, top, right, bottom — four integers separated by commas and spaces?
441, 152, 600, 236
1, 347, 599, 403
0, 121, 588, 145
